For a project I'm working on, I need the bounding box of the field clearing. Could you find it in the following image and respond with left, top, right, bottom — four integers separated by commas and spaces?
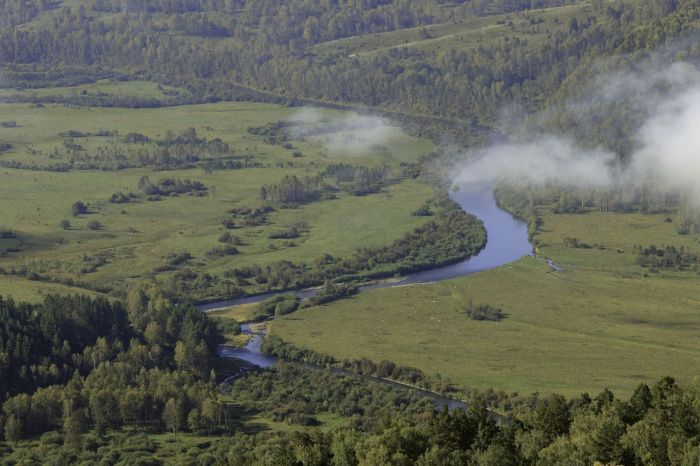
0, 79, 186, 99
0, 275, 104, 303
313, 2, 591, 58
0, 93, 437, 297
273, 209, 700, 397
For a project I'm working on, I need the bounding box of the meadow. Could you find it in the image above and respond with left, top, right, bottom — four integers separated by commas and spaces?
313, 2, 593, 58
0, 83, 437, 300
272, 207, 700, 397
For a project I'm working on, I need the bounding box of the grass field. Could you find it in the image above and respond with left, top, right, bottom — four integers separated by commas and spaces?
273, 207, 700, 397
313, 3, 592, 58
0, 83, 437, 298
0, 79, 186, 99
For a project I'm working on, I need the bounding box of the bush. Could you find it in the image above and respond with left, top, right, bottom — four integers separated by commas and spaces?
87, 220, 102, 230
60, 220, 71, 230
219, 231, 242, 245
301, 281, 358, 308
72, 201, 88, 216
269, 226, 300, 239
206, 245, 238, 259
109, 192, 131, 203
412, 204, 433, 216
465, 301, 505, 321
255, 293, 300, 320
0, 228, 16, 239
0, 120, 18, 128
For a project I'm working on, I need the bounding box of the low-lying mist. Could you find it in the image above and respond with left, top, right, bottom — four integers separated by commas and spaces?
454, 56, 700, 202
286, 108, 400, 155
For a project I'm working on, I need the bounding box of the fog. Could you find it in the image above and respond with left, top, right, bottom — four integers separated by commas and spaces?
454, 58, 700, 200
287, 108, 399, 155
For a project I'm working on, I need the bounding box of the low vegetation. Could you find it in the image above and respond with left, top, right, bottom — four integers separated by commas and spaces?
465, 300, 505, 322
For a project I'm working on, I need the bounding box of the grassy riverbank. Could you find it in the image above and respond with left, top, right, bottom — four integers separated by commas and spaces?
272, 207, 700, 397
0, 83, 441, 299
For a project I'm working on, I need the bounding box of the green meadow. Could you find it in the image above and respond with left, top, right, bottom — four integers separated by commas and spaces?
273, 208, 700, 397
313, 2, 593, 58
0, 85, 436, 299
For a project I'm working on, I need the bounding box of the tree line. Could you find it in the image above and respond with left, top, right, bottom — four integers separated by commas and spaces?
0, 290, 225, 445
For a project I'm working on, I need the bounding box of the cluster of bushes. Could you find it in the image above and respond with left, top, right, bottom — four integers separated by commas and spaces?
413, 203, 433, 216
562, 237, 591, 249
259, 174, 324, 205
218, 231, 242, 245
59, 129, 118, 138
253, 293, 300, 321
262, 335, 337, 366
228, 205, 273, 227
40, 127, 237, 171
108, 191, 134, 203
268, 222, 306, 240
138, 175, 207, 197
321, 163, 389, 196
201, 157, 262, 172
2, 92, 201, 111
0, 159, 71, 171
634, 244, 700, 271
168, 268, 243, 303
78, 252, 109, 274
465, 301, 505, 322
205, 245, 238, 259
247, 120, 293, 145
155, 251, 193, 272
300, 280, 358, 308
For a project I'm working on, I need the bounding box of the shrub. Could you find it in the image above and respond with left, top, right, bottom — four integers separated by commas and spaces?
219, 232, 242, 245
255, 293, 299, 320
413, 204, 433, 216
72, 201, 88, 216
87, 220, 102, 230
109, 192, 131, 203
206, 245, 238, 259
269, 226, 300, 239
60, 220, 71, 230
465, 301, 505, 321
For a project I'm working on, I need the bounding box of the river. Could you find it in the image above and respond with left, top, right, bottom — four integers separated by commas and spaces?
201, 186, 531, 413
198, 186, 532, 311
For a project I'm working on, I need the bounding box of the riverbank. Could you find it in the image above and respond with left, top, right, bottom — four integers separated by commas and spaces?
198, 187, 530, 312
204, 186, 532, 415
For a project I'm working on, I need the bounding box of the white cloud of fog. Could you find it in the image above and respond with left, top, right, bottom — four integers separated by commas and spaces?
632, 86, 700, 197
286, 108, 400, 155
454, 57, 700, 201
454, 137, 616, 191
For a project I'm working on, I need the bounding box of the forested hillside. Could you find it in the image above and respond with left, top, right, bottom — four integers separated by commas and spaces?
1, 0, 697, 142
